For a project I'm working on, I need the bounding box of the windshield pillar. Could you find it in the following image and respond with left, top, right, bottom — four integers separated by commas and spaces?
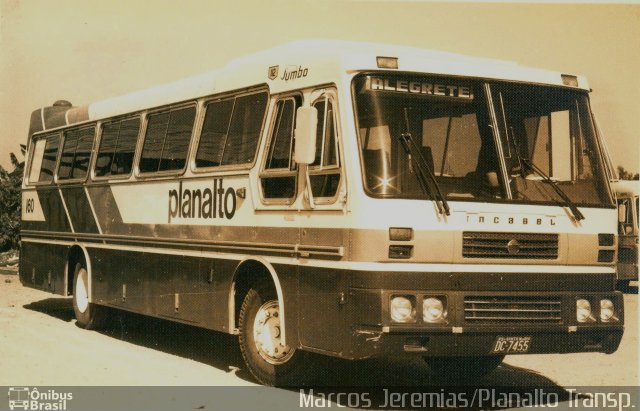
483, 83, 513, 200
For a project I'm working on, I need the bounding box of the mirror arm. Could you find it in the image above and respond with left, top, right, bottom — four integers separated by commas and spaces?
296, 164, 315, 210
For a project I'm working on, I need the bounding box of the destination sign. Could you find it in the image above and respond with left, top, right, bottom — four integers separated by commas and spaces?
365, 76, 473, 99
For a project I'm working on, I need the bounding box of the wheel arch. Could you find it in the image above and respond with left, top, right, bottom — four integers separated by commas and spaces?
65, 244, 92, 301
229, 257, 288, 344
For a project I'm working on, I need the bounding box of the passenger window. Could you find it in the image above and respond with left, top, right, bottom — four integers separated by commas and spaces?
95, 117, 140, 177
309, 97, 341, 199
221, 93, 268, 165
196, 99, 234, 167
139, 106, 196, 173
261, 96, 300, 200
29, 134, 59, 184
196, 91, 268, 168
58, 127, 95, 180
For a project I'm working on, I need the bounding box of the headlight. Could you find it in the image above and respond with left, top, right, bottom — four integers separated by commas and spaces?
600, 299, 616, 322
390, 296, 415, 323
423, 297, 446, 323
576, 299, 594, 323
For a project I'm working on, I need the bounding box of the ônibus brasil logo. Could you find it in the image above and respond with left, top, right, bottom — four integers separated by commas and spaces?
7, 387, 73, 410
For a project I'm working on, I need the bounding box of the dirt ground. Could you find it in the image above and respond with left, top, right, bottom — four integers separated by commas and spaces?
0, 269, 637, 388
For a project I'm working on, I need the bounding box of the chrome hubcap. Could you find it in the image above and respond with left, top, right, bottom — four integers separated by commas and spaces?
253, 300, 294, 364
76, 268, 89, 313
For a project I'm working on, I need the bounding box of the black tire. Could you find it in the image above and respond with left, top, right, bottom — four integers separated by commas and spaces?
238, 284, 310, 386
72, 262, 107, 330
424, 355, 504, 381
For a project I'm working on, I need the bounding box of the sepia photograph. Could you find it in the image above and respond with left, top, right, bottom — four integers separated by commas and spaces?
0, 1, 638, 410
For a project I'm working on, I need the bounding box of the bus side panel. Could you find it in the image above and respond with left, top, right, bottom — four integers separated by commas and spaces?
90, 248, 153, 314
60, 187, 100, 234
88, 247, 233, 332
296, 265, 350, 355
156, 254, 232, 331
19, 242, 69, 296
21, 187, 72, 233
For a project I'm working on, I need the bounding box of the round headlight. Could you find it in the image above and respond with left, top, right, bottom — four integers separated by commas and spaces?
576, 299, 592, 323
600, 299, 615, 322
423, 297, 445, 323
390, 296, 415, 323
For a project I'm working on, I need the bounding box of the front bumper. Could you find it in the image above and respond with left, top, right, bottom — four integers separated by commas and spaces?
345, 290, 624, 359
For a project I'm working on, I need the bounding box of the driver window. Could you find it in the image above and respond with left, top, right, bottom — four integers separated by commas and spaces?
309, 96, 341, 200
260, 96, 301, 202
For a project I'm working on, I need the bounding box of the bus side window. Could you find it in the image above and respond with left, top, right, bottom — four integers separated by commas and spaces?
95, 117, 140, 177
58, 126, 94, 180
28, 134, 60, 184
196, 98, 234, 168
308, 97, 341, 199
139, 106, 196, 174
260, 96, 301, 201
195, 91, 268, 169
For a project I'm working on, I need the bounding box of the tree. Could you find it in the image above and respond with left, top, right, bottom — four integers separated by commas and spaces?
616, 166, 639, 181
0, 153, 23, 251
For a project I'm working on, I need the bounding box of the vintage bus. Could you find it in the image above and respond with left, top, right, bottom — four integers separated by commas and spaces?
595, 125, 639, 289
20, 40, 623, 386
612, 180, 639, 288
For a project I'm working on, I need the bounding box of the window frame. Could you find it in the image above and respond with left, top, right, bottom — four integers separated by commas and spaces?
26, 132, 62, 186
191, 87, 270, 174
259, 93, 303, 205
135, 101, 198, 178
307, 89, 343, 204
56, 124, 97, 184
91, 114, 142, 181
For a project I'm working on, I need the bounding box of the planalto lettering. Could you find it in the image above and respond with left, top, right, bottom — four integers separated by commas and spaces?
168, 179, 236, 223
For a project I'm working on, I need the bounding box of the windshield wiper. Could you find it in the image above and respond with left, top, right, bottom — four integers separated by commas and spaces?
397, 132, 450, 216
520, 158, 585, 221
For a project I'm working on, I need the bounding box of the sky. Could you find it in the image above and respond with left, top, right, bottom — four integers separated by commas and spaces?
0, 0, 638, 173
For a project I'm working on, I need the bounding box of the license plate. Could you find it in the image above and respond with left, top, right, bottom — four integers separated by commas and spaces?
492, 336, 531, 353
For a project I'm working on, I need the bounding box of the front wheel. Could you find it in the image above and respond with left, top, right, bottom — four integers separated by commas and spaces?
238, 285, 310, 386
424, 355, 504, 381
72, 262, 107, 330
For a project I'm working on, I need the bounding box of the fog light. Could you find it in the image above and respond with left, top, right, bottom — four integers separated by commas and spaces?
600, 299, 615, 322
576, 299, 594, 323
423, 297, 446, 323
390, 296, 415, 323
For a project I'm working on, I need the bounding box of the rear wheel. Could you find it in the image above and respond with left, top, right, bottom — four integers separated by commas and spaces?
72, 262, 107, 329
424, 355, 504, 381
238, 284, 310, 386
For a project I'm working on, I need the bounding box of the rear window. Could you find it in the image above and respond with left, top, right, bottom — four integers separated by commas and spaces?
28, 133, 60, 184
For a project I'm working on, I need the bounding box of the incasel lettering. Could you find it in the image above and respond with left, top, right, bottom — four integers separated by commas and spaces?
466, 215, 556, 226
168, 179, 236, 223
281, 65, 309, 81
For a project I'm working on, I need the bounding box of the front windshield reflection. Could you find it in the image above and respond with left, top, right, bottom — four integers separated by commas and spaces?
353, 74, 503, 201
353, 74, 612, 206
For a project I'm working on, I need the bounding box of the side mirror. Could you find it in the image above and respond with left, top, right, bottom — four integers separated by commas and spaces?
618, 203, 627, 224
293, 106, 318, 165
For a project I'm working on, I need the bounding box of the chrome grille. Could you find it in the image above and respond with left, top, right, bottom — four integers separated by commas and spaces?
463, 232, 558, 259
464, 296, 562, 323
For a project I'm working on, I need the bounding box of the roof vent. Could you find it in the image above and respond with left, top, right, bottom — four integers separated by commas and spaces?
52, 100, 72, 107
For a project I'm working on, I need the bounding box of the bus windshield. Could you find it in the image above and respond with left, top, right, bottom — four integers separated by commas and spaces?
353, 74, 612, 206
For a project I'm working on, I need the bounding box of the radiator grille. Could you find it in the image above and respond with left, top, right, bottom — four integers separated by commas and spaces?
464, 296, 562, 324
463, 232, 558, 259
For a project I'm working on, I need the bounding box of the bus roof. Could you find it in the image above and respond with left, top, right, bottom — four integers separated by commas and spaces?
38, 40, 592, 128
